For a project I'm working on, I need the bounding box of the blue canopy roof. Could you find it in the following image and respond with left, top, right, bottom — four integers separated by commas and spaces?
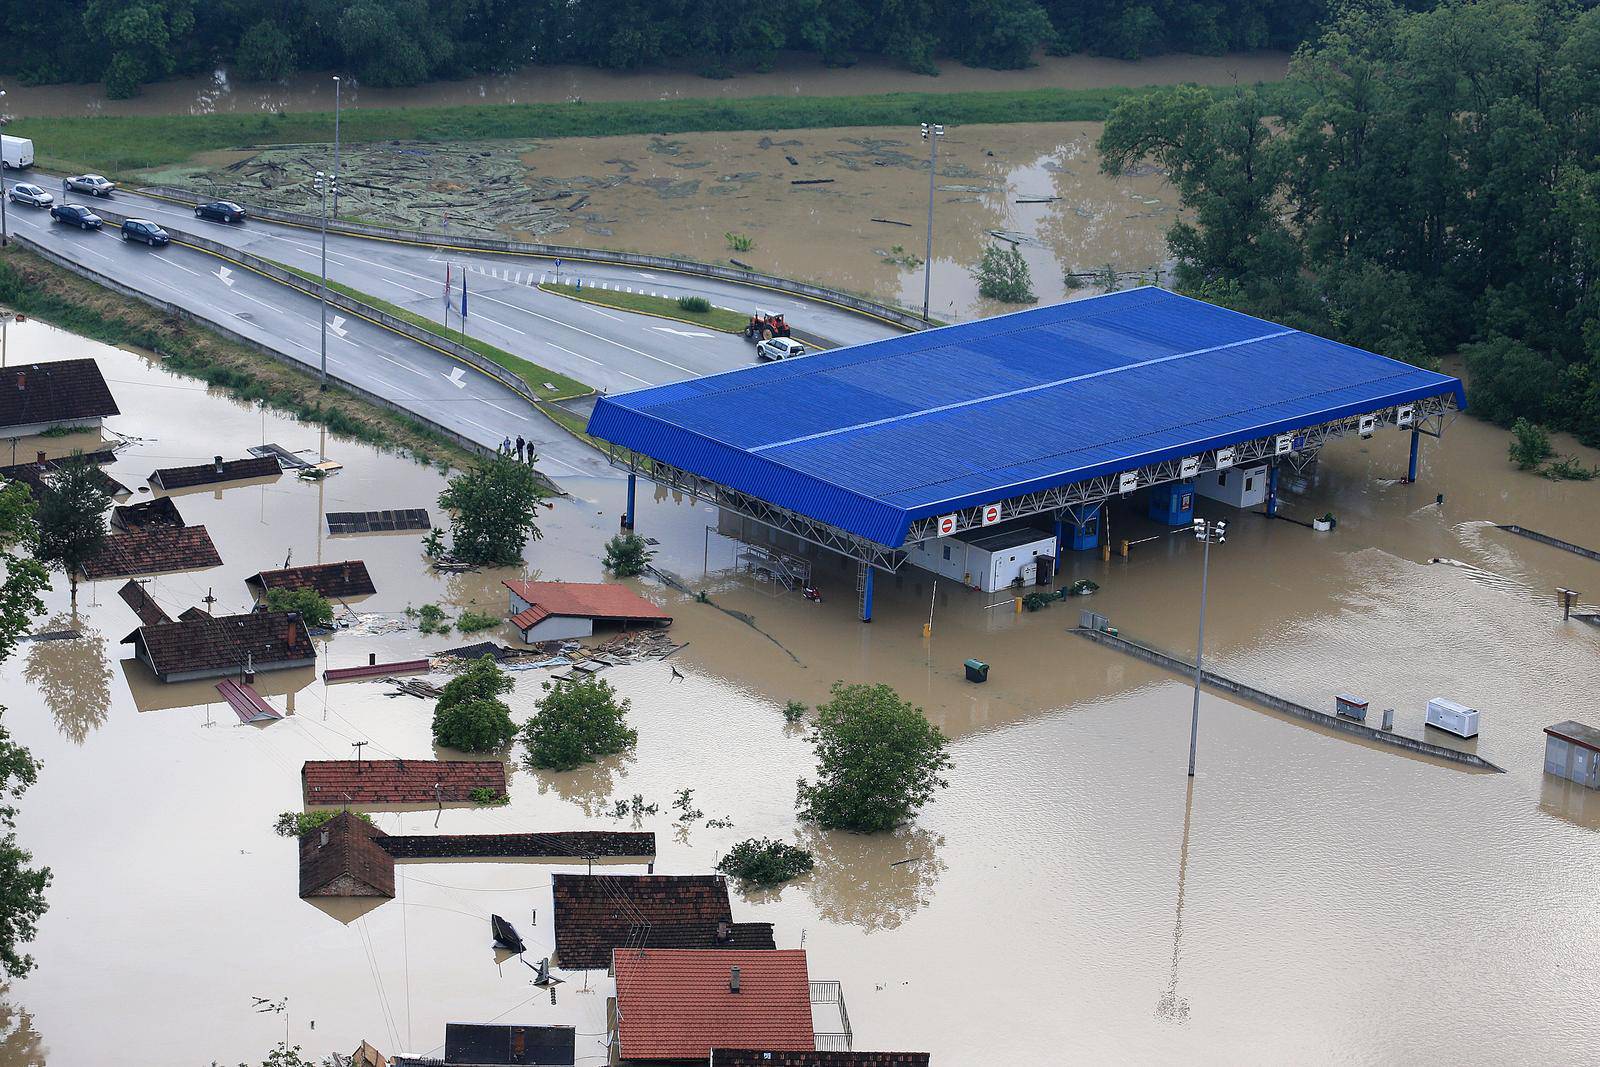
587, 288, 1465, 547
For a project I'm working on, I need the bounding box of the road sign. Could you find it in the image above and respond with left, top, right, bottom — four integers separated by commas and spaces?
1118, 471, 1138, 494
1215, 447, 1235, 470
1180, 456, 1199, 478
937, 513, 957, 536
1275, 433, 1293, 455
980, 503, 1002, 526
1397, 404, 1415, 427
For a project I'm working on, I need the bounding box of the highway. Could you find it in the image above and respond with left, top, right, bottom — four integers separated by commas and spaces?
1, 174, 908, 480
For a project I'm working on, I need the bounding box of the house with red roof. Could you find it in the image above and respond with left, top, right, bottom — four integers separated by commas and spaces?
502, 580, 670, 643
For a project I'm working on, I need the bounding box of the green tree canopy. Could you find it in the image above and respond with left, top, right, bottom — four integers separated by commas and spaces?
601, 532, 654, 578
437, 456, 545, 566
33, 458, 110, 605
521, 676, 636, 771
261, 588, 333, 628
432, 655, 517, 751
795, 682, 951, 832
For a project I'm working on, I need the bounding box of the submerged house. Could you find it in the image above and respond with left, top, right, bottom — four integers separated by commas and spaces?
246, 560, 377, 601
0, 359, 118, 437
502, 580, 671, 643
122, 610, 315, 683
552, 874, 774, 969
82, 525, 222, 581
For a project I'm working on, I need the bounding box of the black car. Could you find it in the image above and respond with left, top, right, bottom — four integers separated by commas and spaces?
49, 204, 102, 230
121, 219, 169, 246
194, 200, 246, 223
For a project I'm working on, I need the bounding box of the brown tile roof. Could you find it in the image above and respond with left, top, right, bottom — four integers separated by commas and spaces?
552, 874, 774, 970
614, 949, 814, 1062
121, 610, 314, 680
0, 359, 119, 430
713, 1053, 931, 1067
382, 831, 655, 861
110, 496, 184, 531
149, 455, 280, 490
1, 452, 126, 499
82, 525, 221, 580
246, 560, 376, 599
302, 759, 506, 806
298, 812, 395, 898
116, 580, 171, 626
504, 580, 671, 632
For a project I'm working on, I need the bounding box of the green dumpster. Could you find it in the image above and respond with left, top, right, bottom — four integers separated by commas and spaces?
964, 659, 989, 683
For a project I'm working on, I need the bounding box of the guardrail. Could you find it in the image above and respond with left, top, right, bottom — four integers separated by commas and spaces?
87, 204, 550, 406
135, 183, 931, 332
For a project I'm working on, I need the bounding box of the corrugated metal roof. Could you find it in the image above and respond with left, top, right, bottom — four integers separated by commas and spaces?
588, 288, 1466, 546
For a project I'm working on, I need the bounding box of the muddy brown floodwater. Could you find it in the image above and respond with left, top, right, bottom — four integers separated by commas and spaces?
1, 321, 1598, 1065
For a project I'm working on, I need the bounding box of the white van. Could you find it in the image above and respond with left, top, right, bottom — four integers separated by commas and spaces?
2, 136, 35, 170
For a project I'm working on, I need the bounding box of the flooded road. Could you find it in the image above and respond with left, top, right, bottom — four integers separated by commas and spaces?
1, 320, 1599, 1064
1, 51, 1289, 118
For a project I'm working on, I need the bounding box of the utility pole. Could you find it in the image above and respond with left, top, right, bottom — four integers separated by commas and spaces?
1187, 518, 1226, 777
919, 122, 944, 323
331, 77, 342, 220
1, 89, 9, 248
314, 170, 336, 388
352, 740, 368, 769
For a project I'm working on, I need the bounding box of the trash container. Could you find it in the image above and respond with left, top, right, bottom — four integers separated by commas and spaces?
964, 659, 989, 683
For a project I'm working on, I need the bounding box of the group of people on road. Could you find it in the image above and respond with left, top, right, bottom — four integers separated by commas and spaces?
499, 435, 536, 464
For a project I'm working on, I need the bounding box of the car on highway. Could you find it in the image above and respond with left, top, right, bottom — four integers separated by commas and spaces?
120, 219, 170, 246
7, 183, 53, 208
50, 204, 103, 230
756, 336, 807, 361
62, 174, 115, 197
194, 200, 247, 223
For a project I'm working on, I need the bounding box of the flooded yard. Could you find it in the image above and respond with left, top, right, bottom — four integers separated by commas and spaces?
1, 321, 1598, 1064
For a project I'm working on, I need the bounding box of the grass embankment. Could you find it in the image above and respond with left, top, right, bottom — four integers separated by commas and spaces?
6, 83, 1287, 175
272, 261, 591, 399
0, 244, 472, 469
538, 282, 746, 333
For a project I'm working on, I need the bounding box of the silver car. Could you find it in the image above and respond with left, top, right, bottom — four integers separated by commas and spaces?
7, 183, 52, 207
62, 174, 115, 197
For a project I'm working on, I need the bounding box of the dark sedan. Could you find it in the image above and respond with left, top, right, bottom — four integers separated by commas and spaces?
121, 219, 170, 246
49, 204, 102, 230
194, 200, 247, 223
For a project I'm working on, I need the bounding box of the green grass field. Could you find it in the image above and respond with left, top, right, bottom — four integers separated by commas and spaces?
5, 82, 1283, 176
538, 282, 747, 333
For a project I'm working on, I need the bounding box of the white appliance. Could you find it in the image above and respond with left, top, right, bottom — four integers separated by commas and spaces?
1426, 697, 1479, 738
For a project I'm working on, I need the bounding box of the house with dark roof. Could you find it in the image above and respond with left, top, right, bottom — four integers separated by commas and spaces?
444, 1023, 576, 1066
711, 1053, 930, 1067
122, 610, 315, 682
117, 579, 171, 626
149, 454, 281, 491
502, 580, 671, 643
0, 359, 119, 436
0, 449, 128, 499
111, 496, 184, 532
82, 525, 221, 581
552, 874, 774, 970
302, 759, 507, 806
299, 812, 396, 898
611, 949, 818, 1064
246, 560, 376, 600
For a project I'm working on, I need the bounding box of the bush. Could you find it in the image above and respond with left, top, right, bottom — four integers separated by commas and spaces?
796, 682, 951, 832
1542, 456, 1598, 481
407, 603, 451, 634
432, 655, 517, 752
725, 232, 755, 253
716, 838, 815, 886
455, 610, 501, 634
274, 810, 371, 837
974, 244, 1036, 303
602, 531, 655, 577
470, 786, 510, 806
522, 675, 636, 770
782, 700, 807, 723
677, 295, 712, 313
263, 587, 333, 628
1508, 417, 1553, 470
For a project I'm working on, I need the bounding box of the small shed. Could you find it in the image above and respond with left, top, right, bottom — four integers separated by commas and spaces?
0, 359, 119, 437
1544, 721, 1600, 789
1195, 463, 1270, 509
502, 580, 671, 643
907, 524, 1056, 592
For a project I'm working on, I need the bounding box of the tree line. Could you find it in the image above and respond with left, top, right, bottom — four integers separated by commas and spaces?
1099, 0, 1600, 450
4, 0, 1335, 98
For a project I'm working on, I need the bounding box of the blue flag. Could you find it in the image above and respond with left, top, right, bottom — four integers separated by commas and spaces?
461, 269, 469, 320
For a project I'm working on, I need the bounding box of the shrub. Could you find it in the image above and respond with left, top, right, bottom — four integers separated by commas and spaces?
1508, 417, 1553, 470
716, 838, 815, 886
677, 295, 712, 313
782, 700, 807, 723
1542, 455, 1598, 481
407, 603, 451, 634
974, 244, 1036, 303
432, 655, 517, 751
455, 610, 501, 634
602, 531, 654, 578
263, 587, 333, 628
725, 232, 755, 252
470, 786, 510, 806
274, 810, 371, 837
522, 675, 636, 770
796, 682, 951, 832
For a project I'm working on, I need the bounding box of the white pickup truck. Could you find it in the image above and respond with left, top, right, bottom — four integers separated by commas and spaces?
1, 136, 34, 170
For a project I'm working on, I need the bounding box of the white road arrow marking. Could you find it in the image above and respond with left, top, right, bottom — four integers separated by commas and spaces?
634, 271, 658, 280
216, 266, 234, 287
329, 315, 348, 338
651, 326, 714, 338
445, 367, 466, 388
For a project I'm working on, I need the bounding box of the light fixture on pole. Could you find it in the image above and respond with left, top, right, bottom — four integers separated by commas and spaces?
1187, 517, 1226, 777
313, 169, 337, 387
919, 121, 944, 323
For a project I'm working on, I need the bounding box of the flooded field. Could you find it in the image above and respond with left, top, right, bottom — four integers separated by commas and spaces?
155, 121, 1175, 321
2, 51, 1289, 118
1, 320, 1599, 1065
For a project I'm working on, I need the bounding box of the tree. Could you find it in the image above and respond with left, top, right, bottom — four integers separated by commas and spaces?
33, 458, 110, 607
261, 588, 333, 628
1508, 418, 1553, 471
716, 837, 815, 886
795, 682, 951, 832
522, 675, 636, 771
432, 655, 517, 751
83, 0, 197, 98
602, 532, 654, 578
973, 243, 1036, 303
0, 486, 46, 665
437, 455, 545, 566
234, 20, 297, 81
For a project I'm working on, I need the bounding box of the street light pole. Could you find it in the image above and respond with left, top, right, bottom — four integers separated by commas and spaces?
919, 122, 943, 323
1187, 518, 1226, 777
2, 90, 10, 248
331, 77, 342, 220
314, 170, 335, 387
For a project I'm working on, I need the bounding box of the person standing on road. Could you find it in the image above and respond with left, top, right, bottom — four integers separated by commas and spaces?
516, 436, 526, 461
500, 435, 512, 456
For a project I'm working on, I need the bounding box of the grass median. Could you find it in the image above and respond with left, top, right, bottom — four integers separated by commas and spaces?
538, 282, 748, 333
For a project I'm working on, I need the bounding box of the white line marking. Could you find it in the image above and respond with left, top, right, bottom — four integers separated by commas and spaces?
477, 314, 527, 337
585, 306, 624, 323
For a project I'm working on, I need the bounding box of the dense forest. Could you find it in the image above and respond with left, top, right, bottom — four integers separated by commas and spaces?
1100, 0, 1600, 449
0, 0, 1336, 97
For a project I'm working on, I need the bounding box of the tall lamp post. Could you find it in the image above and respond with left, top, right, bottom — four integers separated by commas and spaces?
313, 170, 337, 387
331, 77, 342, 220
919, 121, 944, 323
1, 89, 10, 248
1187, 517, 1226, 777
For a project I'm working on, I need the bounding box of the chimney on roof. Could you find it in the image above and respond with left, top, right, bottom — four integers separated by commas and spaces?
214, 455, 224, 474
716, 920, 731, 943
729, 966, 740, 994
319, 829, 330, 847
15, 372, 23, 391
35, 451, 45, 466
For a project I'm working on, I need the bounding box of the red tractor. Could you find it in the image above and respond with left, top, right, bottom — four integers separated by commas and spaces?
744, 311, 792, 342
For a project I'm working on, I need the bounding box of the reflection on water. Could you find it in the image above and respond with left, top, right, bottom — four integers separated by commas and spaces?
23, 616, 111, 746
798, 825, 945, 932
1154, 777, 1194, 1026
531, 751, 635, 818
0, 989, 46, 1067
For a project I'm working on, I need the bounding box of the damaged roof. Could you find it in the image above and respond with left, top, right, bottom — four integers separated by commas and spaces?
116, 579, 171, 626
149, 455, 281, 490
82, 525, 222, 580
111, 496, 184, 531
302, 759, 507, 806
122, 610, 314, 681
552, 874, 775, 970
0, 451, 128, 499
299, 812, 396, 898
0, 359, 119, 430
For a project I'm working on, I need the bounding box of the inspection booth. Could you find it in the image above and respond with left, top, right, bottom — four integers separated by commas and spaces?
908, 524, 1057, 592
1195, 464, 1269, 509
1544, 721, 1600, 789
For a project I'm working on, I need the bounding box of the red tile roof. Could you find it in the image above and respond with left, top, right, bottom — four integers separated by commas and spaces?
83, 525, 222, 580
301, 759, 506, 805
246, 560, 376, 599
614, 949, 814, 1062
503, 580, 670, 631
0, 359, 119, 430
553, 874, 774, 969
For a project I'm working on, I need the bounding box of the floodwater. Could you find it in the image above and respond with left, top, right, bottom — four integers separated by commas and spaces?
2, 321, 1600, 1064
156, 122, 1175, 321
0, 51, 1289, 118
